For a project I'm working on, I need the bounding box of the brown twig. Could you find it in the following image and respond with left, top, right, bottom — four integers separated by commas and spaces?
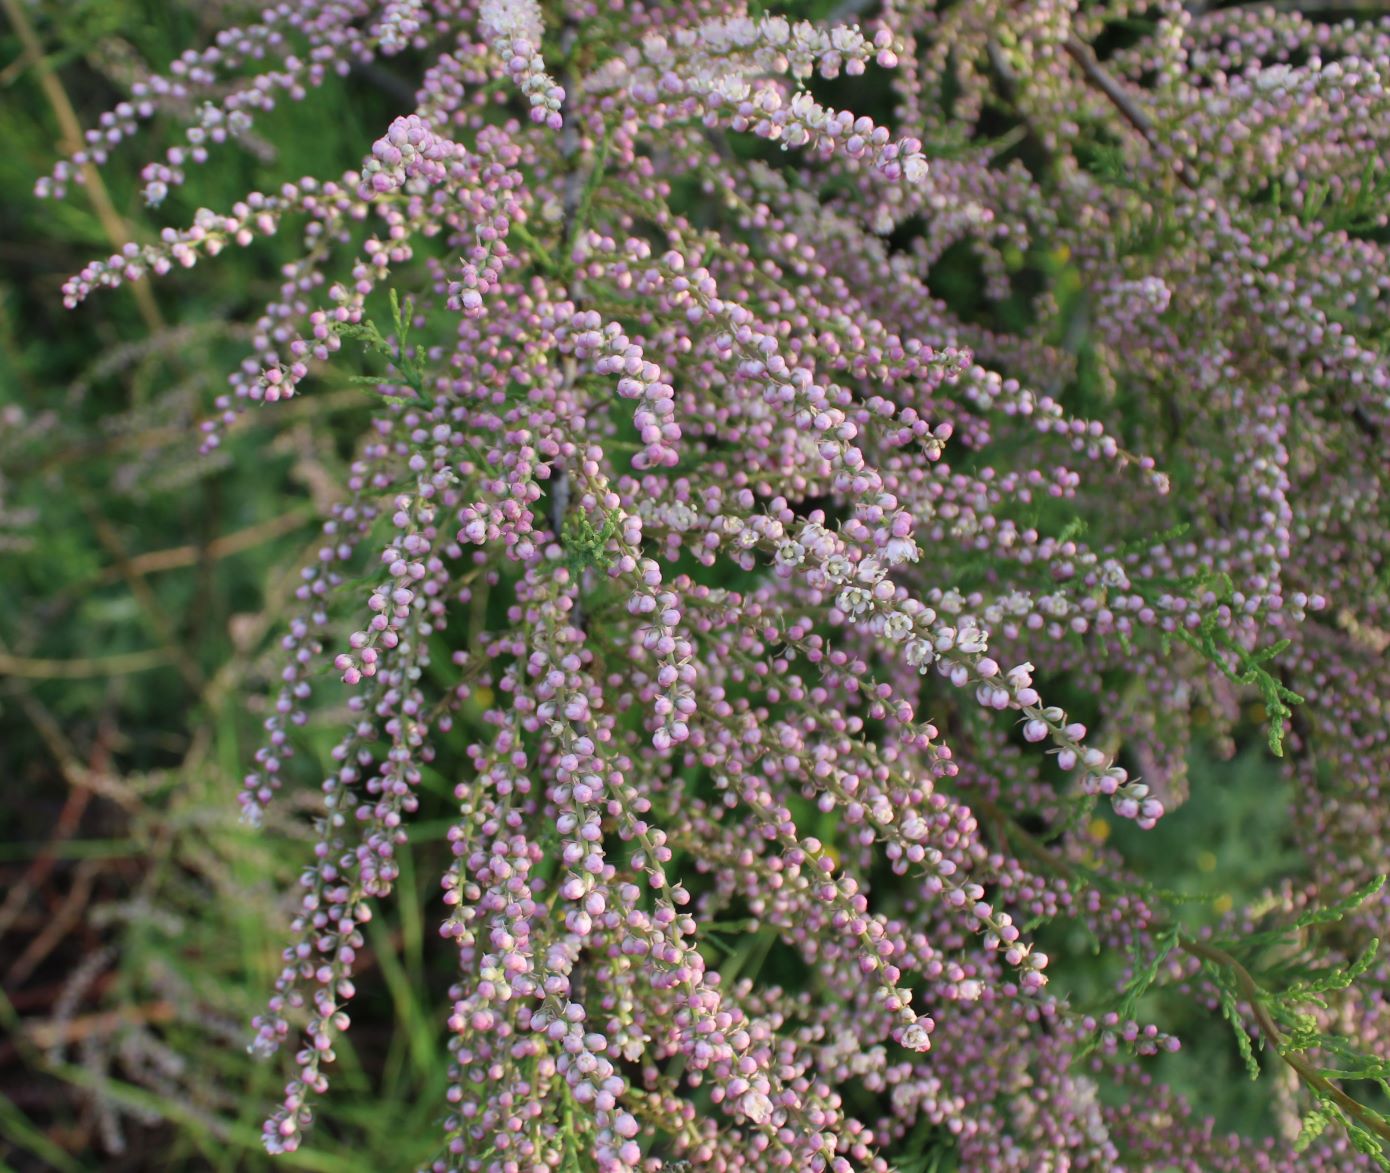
93, 507, 315, 584
1063, 35, 1159, 145
195, 511, 334, 718
5, 861, 101, 987
2, 662, 141, 813
0, 647, 173, 679
19, 387, 364, 480
21, 1001, 177, 1054
0, 739, 100, 939
1063, 34, 1196, 190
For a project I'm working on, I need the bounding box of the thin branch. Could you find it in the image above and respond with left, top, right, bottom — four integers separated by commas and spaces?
5, 860, 100, 987
1063, 35, 1155, 146
21, 1002, 176, 1054
0, 717, 110, 941
1063, 34, 1195, 190
0, 662, 140, 812
93, 507, 315, 584
0, 647, 173, 679
1181, 937, 1390, 1148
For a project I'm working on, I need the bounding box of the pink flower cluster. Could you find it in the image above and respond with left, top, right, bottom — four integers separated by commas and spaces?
50, 1, 1390, 1169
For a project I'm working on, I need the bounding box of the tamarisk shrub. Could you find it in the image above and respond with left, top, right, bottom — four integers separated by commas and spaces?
48, 0, 1390, 1168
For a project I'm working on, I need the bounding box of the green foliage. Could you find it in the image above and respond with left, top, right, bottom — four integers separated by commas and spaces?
1141, 568, 1306, 756
1187, 878, 1390, 1167
1296, 1104, 1334, 1155
331, 290, 432, 404
1205, 964, 1264, 1081
1271, 157, 1390, 241
561, 508, 622, 575
1113, 926, 1180, 1026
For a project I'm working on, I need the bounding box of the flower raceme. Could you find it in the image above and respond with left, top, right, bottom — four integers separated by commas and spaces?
48, 1, 1390, 1170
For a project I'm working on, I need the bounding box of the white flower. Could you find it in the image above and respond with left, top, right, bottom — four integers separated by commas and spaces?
1253, 63, 1296, 92
884, 536, 920, 566
1003, 591, 1032, 616
740, 1089, 774, 1125
830, 27, 862, 54
883, 611, 914, 642
710, 76, 751, 102
775, 541, 804, 567
856, 557, 885, 584
1100, 559, 1130, 589
823, 555, 853, 584
904, 638, 936, 670
956, 623, 988, 655
788, 91, 826, 128
838, 587, 872, 617
761, 15, 790, 45
900, 1022, 932, 1052
899, 815, 927, 841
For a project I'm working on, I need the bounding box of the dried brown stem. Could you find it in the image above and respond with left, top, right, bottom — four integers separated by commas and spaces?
0, 648, 173, 679
93, 507, 315, 584
5, 861, 101, 987
1063, 34, 1195, 190
21, 1002, 177, 1053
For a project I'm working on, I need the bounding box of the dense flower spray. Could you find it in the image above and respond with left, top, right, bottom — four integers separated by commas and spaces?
47, 0, 1390, 1168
